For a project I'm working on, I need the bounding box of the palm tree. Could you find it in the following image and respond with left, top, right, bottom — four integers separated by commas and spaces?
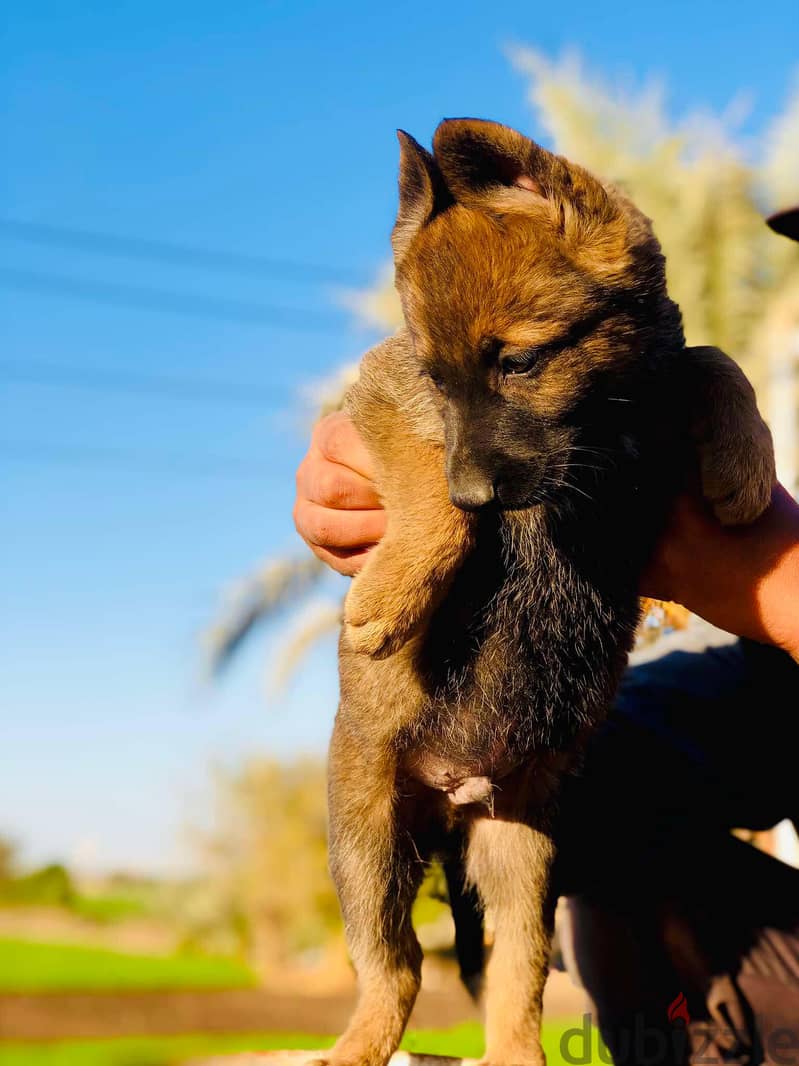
202, 366, 358, 683
206, 51, 799, 679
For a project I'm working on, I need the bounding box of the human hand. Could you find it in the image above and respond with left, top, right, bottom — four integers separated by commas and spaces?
293, 412, 386, 576
641, 484, 799, 658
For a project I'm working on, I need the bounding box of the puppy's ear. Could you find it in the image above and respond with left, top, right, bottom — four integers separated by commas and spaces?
432, 118, 617, 240
392, 131, 453, 265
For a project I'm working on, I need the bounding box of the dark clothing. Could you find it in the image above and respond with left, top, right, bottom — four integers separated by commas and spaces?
556, 634, 799, 1065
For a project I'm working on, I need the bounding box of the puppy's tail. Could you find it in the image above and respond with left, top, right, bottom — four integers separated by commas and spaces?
444, 857, 485, 1000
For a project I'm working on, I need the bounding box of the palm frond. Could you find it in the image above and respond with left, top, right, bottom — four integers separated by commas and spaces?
203, 555, 328, 675
762, 74, 799, 213
299, 362, 361, 418
337, 264, 403, 332
267, 599, 344, 695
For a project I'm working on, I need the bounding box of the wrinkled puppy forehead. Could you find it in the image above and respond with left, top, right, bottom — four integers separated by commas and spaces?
398, 206, 602, 360
391, 119, 651, 360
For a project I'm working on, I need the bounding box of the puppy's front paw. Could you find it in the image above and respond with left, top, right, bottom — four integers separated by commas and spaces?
344, 571, 420, 658
304, 1058, 368, 1066
306, 1043, 393, 1066
305, 1059, 360, 1066
344, 619, 405, 659
478, 1054, 546, 1066
700, 417, 776, 526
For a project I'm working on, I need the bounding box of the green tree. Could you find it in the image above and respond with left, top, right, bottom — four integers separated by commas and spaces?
0, 836, 17, 882
197, 758, 341, 977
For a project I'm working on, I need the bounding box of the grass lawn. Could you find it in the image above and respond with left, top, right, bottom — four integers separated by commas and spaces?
68, 894, 151, 925
0, 1021, 606, 1065
0, 939, 256, 993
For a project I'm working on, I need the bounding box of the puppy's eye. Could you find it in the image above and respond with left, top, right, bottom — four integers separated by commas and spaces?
501, 349, 543, 376
421, 368, 446, 392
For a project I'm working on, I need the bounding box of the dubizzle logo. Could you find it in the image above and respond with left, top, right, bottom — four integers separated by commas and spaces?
667, 992, 691, 1026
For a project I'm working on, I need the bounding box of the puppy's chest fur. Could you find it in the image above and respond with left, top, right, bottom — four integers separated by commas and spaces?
341, 337, 670, 806
398, 506, 643, 794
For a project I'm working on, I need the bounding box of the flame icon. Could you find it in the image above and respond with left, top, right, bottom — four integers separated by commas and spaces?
667, 991, 691, 1026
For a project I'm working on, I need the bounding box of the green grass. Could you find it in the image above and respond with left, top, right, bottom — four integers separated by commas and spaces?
0, 939, 256, 993
0, 1021, 607, 1065
0, 866, 160, 925
0, 1033, 333, 1066
69, 894, 150, 925
411, 892, 449, 928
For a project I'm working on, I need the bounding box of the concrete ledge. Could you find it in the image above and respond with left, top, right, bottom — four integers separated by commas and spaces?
190, 1052, 479, 1066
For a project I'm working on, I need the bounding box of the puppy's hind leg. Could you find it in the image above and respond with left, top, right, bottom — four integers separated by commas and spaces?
316, 716, 424, 1066
467, 810, 557, 1066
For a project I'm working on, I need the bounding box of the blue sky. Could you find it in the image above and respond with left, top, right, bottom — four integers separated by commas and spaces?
2, 0, 797, 874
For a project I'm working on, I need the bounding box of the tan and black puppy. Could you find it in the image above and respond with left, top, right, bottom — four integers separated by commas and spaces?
320, 120, 775, 1066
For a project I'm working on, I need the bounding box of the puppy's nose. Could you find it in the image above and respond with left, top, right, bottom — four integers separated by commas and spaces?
449, 476, 495, 512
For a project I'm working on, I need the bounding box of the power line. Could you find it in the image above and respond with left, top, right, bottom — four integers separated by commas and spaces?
0, 440, 282, 480
0, 357, 293, 408
0, 268, 351, 332
0, 218, 369, 285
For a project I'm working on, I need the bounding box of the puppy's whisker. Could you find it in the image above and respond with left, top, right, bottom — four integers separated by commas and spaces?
553, 461, 605, 474
563, 482, 595, 503
569, 443, 625, 458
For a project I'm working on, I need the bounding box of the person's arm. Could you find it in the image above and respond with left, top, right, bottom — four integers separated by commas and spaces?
294, 413, 799, 661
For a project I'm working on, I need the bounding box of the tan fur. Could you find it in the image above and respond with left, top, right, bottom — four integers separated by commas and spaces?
343, 335, 475, 657
680, 345, 776, 524
320, 119, 776, 1066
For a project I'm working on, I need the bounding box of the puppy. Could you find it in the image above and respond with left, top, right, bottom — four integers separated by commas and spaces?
322, 120, 775, 1066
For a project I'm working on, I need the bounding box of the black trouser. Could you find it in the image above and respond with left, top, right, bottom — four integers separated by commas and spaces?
555, 636, 799, 1065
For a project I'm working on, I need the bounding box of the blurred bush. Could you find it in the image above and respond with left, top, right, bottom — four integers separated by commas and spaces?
193, 758, 340, 977
0, 836, 17, 882
0, 863, 74, 907
188, 758, 455, 978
